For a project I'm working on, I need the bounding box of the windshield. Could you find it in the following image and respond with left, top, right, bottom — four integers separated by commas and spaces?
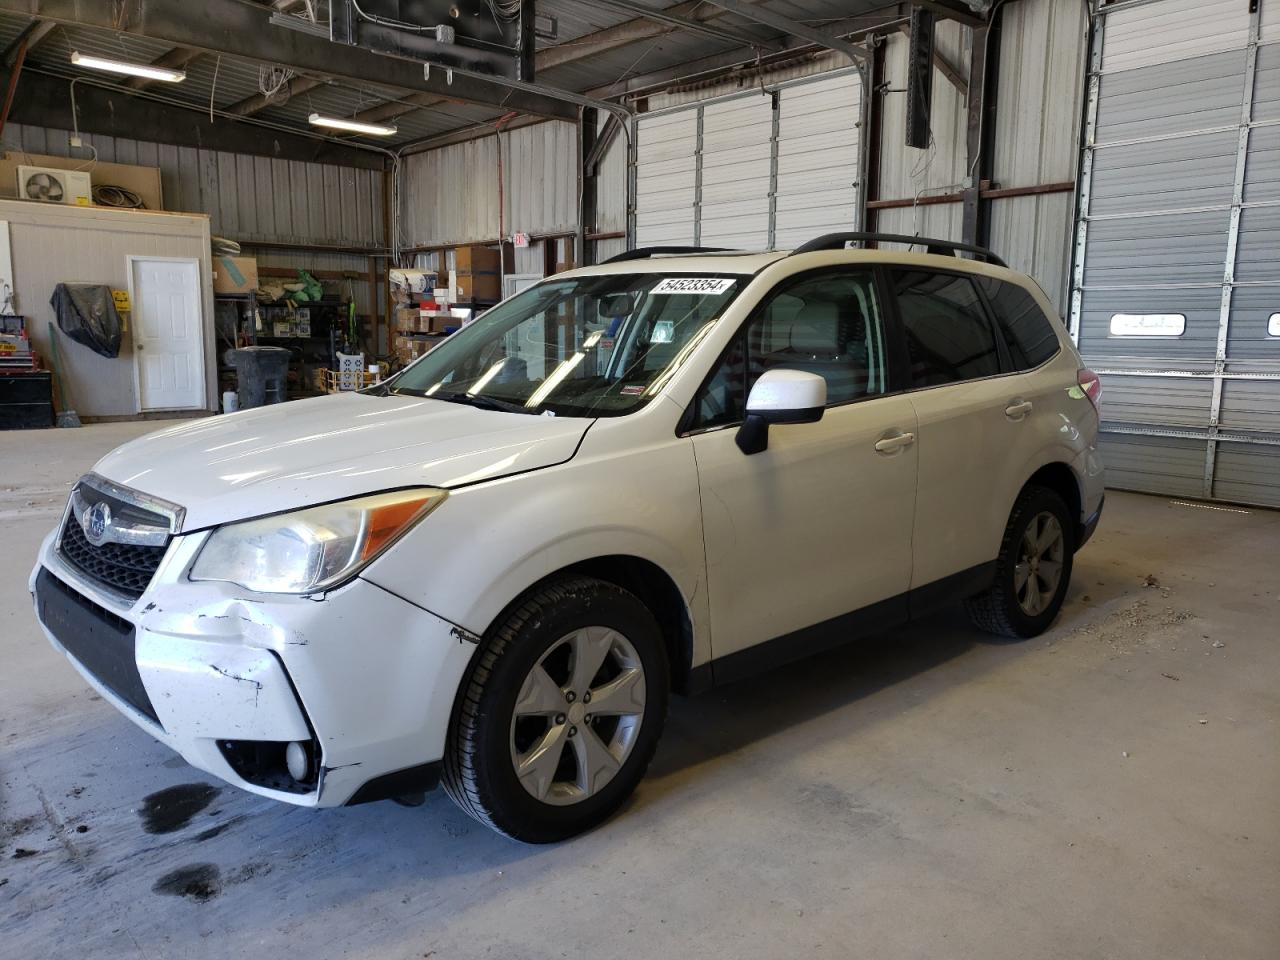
385, 273, 745, 417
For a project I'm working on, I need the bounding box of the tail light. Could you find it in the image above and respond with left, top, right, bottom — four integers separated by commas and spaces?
1078, 368, 1101, 413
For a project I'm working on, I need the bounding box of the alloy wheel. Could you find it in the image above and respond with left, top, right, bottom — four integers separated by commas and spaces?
1014, 511, 1065, 616
509, 627, 647, 806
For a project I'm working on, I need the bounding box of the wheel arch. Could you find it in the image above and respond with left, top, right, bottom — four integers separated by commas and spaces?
481, 555, 698, 696
1024, 462, 1083, 544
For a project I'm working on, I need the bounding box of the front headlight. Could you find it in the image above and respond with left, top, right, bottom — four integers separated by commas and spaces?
190, 488, 447, 594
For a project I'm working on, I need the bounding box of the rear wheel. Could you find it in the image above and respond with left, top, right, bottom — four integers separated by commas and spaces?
965, 485, 1075, 639
442, 577, 669, 842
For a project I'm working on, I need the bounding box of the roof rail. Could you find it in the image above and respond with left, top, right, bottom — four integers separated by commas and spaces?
791, 232, 1007, 268
602, 245, 738, 264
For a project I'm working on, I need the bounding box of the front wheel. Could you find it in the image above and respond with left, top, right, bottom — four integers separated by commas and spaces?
965, 485, 1075, 639
442, 577, 669, 842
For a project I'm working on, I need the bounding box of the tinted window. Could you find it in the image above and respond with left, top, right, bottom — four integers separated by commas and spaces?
693, 271, 887, 430
978, 277, 1061, 369
892, 270, 1001, 387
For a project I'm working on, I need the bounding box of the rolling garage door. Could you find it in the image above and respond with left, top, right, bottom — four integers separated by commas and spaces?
634, 68, 864, 250
1072, 0, 1280, 507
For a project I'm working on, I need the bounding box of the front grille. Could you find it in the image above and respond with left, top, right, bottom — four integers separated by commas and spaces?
59, 506, 168, 599
35, 567, 160, 725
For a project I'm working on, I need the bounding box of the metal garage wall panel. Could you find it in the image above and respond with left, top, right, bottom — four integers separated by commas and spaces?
1225, 285, 1280, 358
987, 193, 1075, 317
635, 111, 697, 246
1097, 433, 1209, 498
1262, 2, 1280, 44
1212, 443, 1280, 508
1083, 210, 1229, 286
1077, 0, 1280, 507
401, 138, 499, 246
8, 123, 386, 249
595, 113, 628, 235
1234, 206, 1280, 283
774, 71, 861, 249
877, 26, 968, 220
1243, 123, 1280, 203
993, 0, 1087, 186
1078, 286, 1223, 359
1101, 375, 1213, 428
502, 122, 577, 239
1100, 0, 1249, 74
1094, 49, 1248, 144
634, 67, 865, 251
1255, 44, 1280, 121
700, 95, 773, 248
1088, 130, 1238, 215
1218, 379, 1280, 435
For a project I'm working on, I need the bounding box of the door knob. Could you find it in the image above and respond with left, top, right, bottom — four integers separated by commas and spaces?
1005, 399, 1033, 419
874, 431, 915, 454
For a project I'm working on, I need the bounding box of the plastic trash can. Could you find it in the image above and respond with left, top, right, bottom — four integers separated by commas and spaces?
226, 346, 291, 409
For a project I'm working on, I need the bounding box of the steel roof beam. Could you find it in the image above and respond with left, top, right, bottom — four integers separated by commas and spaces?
699, 0, 871, 63
2, 17, 53, 68
574, 0, 783, 52
0, 0, 578, 120
123, 46, 204, 90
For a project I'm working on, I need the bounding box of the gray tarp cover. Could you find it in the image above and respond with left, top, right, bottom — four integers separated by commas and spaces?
50, 283, 122, 359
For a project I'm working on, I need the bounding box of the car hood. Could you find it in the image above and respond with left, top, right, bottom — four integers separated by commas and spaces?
91, 393, 591, 530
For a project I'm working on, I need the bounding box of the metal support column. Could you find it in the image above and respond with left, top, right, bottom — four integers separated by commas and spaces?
961, 17, 999, 247
1068, 2, 1105, 344
579, 107, 599, 267
1204, 2, 1262, 497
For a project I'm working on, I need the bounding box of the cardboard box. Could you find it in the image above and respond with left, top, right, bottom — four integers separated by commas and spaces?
454, 272, 501, 302
454, 245, 500, 273
213, 256, 259, 295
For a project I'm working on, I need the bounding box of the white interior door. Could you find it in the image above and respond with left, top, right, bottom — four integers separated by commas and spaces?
130, 257, 204, 411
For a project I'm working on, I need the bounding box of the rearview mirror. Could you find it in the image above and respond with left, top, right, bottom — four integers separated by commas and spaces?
598, 294, 635, 318
735, 369, 826, 455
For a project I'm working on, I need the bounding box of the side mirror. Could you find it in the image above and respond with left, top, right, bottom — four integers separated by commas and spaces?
735, 369, 826, 455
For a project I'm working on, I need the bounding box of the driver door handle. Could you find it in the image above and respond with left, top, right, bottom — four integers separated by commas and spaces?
874, 430, 915, 454
1005, 399, 1033, 419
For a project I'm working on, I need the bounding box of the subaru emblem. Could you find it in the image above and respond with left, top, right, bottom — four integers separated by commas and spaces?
83, 501, 112, 547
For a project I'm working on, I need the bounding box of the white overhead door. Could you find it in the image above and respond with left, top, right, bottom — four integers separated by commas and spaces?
633, 68, 864, 251
699, 95, 773, 249
774, 71, 862, 250
635, 110, 698, 246
1072, 0, 1280, 507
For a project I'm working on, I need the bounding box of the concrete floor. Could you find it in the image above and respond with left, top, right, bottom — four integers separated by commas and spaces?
2, 421, 1278, 960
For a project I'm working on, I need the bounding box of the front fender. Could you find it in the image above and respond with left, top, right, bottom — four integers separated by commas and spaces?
359, 429, 710, 670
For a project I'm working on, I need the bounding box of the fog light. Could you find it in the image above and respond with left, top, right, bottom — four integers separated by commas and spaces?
285, 741, 311, 782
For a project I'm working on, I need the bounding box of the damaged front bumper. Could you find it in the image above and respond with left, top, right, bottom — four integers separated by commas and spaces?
30, 528, 477, 807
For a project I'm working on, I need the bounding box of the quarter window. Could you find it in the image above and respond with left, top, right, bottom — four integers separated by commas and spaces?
892, 270, 1001, 387
977, 277, 1061, 370
692, 270, 887, 430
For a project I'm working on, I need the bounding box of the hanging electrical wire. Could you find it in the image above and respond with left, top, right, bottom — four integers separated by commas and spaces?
259, 64, 296, 102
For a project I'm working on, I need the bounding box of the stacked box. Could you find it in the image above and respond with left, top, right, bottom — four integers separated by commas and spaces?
454, 245, 501, 302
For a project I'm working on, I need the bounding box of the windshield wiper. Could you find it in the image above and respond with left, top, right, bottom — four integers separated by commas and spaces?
431, 391, 531, 414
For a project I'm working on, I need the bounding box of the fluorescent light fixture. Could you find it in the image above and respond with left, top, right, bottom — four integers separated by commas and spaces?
70, 51, 186, 82
308, 113, 398, 137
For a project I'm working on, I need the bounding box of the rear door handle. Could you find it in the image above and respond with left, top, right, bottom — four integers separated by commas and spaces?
874, 430, 915, 454
1005, 399, 1033, 419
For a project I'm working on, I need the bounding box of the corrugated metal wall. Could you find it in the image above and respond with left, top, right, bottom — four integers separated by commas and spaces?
1073, 0, 1280, 507
399, 121, 579, 248
876, 22, 970, 242
987, 0, 1087, 313
5, 123, 386, 249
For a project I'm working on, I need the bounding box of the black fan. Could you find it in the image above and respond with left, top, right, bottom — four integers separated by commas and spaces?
24, 172, 65, 202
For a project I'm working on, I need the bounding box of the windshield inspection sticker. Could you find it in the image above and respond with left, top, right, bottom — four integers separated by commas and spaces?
650, 277, 735, 296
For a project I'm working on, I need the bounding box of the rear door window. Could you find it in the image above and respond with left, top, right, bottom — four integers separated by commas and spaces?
890, 270, 1001, 387
977, 277, 1061, 370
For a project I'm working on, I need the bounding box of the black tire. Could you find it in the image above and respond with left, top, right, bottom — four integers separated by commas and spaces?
442, 576, 669, 842
965, 484, 1075, 639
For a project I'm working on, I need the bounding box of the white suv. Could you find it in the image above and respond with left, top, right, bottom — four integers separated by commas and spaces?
31, 234, 1104, 842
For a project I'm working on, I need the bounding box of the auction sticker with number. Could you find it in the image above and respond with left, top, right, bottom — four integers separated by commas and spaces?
650, 277, 735, 295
